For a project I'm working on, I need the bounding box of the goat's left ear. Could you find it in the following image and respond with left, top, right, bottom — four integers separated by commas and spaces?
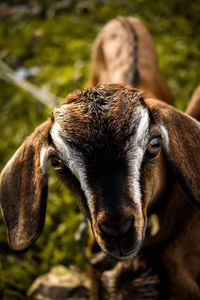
146, 98, 200, 207
0, 120, 52, 251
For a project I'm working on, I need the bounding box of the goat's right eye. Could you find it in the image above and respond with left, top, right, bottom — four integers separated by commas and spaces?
51, 156, 62, 167
50, 156, 66, 175
147, 136, 161, 158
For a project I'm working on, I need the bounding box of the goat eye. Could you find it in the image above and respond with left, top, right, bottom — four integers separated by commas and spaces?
51, 156, 65, 174
51, 156, 62, 167
147, 136, 161, 156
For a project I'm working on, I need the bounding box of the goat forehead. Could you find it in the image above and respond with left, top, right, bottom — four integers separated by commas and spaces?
52, 86, 150, 150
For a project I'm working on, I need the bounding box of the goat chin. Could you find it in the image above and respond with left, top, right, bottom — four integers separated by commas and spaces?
97, 239, 144, 261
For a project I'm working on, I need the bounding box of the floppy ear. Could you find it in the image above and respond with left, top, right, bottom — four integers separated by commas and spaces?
0, 120, 52, 251
145, 98, 200, 208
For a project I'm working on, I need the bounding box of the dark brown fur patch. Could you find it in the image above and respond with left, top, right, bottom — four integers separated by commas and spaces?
55, 85, 145, 156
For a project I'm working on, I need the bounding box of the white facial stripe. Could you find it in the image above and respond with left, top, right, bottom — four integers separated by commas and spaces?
40, 146, 48, 174
50, 122, 70, 163
135, 107, 150, 145
128, 106, 150, 237
130, 106, 150, 204
160, 124, 170, 155
50, 122, 95, 221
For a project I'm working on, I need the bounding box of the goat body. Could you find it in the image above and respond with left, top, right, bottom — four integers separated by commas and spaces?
90, 17, 172, 104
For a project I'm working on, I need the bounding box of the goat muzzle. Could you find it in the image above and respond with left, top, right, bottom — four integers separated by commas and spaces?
94, 214, 143, 260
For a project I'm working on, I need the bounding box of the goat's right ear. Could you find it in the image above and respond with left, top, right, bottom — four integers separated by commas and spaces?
0, 120, 52, 251
145, 98, 200, 208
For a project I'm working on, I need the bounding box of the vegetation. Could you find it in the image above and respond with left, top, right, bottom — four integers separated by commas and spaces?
0, 0, 199, 299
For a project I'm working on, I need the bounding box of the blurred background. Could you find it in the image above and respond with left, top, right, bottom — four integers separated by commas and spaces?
0, 0, 199, 299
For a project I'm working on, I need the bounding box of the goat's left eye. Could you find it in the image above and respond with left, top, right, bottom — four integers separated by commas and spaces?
147, 136, 161, 156
51, 156, 65, 174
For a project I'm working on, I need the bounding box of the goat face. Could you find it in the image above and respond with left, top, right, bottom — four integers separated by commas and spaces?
1, 84, 200, 257
49, 85, 162, 259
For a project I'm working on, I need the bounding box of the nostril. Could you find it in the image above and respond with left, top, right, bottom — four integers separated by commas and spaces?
120, 217, 134, 237
98, 217, 134, 239
119, 218, 134, 240
99, 222, 118, 238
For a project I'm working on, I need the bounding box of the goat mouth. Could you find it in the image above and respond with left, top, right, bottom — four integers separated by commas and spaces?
117, 246, 142, 260
100, 242, 142, 261
95, 233, 144, 261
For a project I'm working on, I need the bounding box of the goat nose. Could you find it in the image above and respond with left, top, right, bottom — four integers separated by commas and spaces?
98, 217, 133, 239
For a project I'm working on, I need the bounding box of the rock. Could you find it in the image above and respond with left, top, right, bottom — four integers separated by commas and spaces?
27, 265, 90, 300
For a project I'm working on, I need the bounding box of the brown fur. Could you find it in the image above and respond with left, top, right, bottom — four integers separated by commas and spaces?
90, 17, 172, 104
145, 98, 200, 207
101, 258, 162, 300
186, 85, 200, 118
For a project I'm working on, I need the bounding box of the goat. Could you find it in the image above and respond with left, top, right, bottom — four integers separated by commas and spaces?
90, 17, 172, 104
1, 83, 200, 262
